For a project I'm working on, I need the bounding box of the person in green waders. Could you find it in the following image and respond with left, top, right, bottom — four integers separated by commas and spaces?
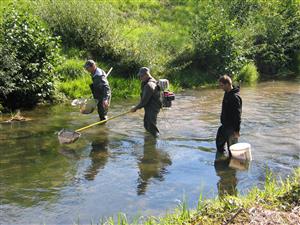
84, 60, 111, 121
216, 75, 242, 157
131, 67, 162, 137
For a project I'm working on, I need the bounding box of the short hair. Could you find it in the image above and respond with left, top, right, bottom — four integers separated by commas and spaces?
84, 59, 96, 68
137, 67, 150, 77
219, 75, 232, 85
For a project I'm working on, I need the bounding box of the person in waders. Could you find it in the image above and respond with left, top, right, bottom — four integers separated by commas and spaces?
131, 67, 162, 137
84, 60, 111, 121
216, 75, 242, 157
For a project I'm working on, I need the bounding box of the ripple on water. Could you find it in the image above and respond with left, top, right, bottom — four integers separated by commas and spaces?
0, 81, 299, 224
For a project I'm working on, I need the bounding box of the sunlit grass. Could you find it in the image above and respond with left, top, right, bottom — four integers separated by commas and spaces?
56, 75, 141, 100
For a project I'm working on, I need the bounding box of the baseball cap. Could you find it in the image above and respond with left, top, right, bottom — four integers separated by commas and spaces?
137, 67, 150, 77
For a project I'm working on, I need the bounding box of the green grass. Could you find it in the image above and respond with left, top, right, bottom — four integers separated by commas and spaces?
56, 74, 141, 100
54, 57, 181, 100
54, 57, 140, 100
236, 62, 260, 84
3, 0, 297, 106
56, 73, 181, 101
73, 168, 299, 225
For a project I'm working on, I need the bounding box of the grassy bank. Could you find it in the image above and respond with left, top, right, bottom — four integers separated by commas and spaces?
1, 0, 299, 109
75, 168, 299, 225
54, 57, 181, 101
57, 75, 141, 100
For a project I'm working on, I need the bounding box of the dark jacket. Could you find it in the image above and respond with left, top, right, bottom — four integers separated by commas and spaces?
221, 87, 242, 132
135, 77, 161, 112
90, 68, 111, 101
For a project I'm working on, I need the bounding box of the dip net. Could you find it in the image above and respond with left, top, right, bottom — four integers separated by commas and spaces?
58, 129, 81, 144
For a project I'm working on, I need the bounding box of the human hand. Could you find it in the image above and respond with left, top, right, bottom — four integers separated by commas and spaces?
130, 106, 137, 113
102, 100, 109, 109
233, 131, 240, 138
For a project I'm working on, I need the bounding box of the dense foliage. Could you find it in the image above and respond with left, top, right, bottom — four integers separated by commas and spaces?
0, 0, 299, 109
189, 0, 300, 80
0, 8, 61, 109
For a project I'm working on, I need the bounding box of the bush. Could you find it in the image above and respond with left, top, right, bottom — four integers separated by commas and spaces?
189, 0, 299, 81
237, 62, 259, 84
35, 0, 120, 62
251, 0, 300, 76
0, 8, 61, 109
190, 1, 254, 77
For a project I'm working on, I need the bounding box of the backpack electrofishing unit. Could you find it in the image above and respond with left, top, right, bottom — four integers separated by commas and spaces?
158, 79, 175, 108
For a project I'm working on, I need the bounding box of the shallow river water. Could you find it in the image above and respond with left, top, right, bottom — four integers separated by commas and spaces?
0, 81, 299, 224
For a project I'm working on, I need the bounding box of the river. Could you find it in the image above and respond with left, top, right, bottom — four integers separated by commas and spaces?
0, 81, 299, 224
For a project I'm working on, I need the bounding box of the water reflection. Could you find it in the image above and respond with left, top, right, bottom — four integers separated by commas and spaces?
0, 137, 75, 207
58, 147, 80, 160
214, 154, 237, 197
1, 81, 299, 224
137, 136, 172, 195
84, 130, 109, 181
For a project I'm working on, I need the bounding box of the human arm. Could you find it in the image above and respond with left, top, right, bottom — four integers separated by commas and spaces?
131, 84, 154, 112
231, 95, 242, 133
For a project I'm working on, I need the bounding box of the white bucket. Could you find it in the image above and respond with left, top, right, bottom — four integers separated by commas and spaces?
229, 142, 252, 161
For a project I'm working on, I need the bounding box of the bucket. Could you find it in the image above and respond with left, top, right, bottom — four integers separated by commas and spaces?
229, 142, 252, 161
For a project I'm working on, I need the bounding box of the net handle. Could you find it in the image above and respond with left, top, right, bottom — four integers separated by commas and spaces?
75, 110, 131, 133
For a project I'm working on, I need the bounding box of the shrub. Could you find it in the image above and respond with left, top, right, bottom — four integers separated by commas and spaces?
237, 62, 259, 84
251, 0, 300, 76
35, 0, 120, 61
190, 1, 253, 77
0, 8, 61, 109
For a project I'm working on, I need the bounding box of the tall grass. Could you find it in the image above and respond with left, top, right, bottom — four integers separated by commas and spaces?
54, 57, 140, 100
56, 75, 141, 100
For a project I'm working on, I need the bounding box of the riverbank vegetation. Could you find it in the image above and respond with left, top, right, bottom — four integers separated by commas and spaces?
1, 0, 299, 110
84, 168, 300, 224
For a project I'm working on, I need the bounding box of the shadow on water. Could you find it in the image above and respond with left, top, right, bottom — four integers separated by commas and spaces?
137, 135, 172, 195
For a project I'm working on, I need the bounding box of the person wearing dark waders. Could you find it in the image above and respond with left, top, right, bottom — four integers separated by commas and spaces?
216, 75, 242, 159
131, 67, 162, 137
84, 60, 111, 121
